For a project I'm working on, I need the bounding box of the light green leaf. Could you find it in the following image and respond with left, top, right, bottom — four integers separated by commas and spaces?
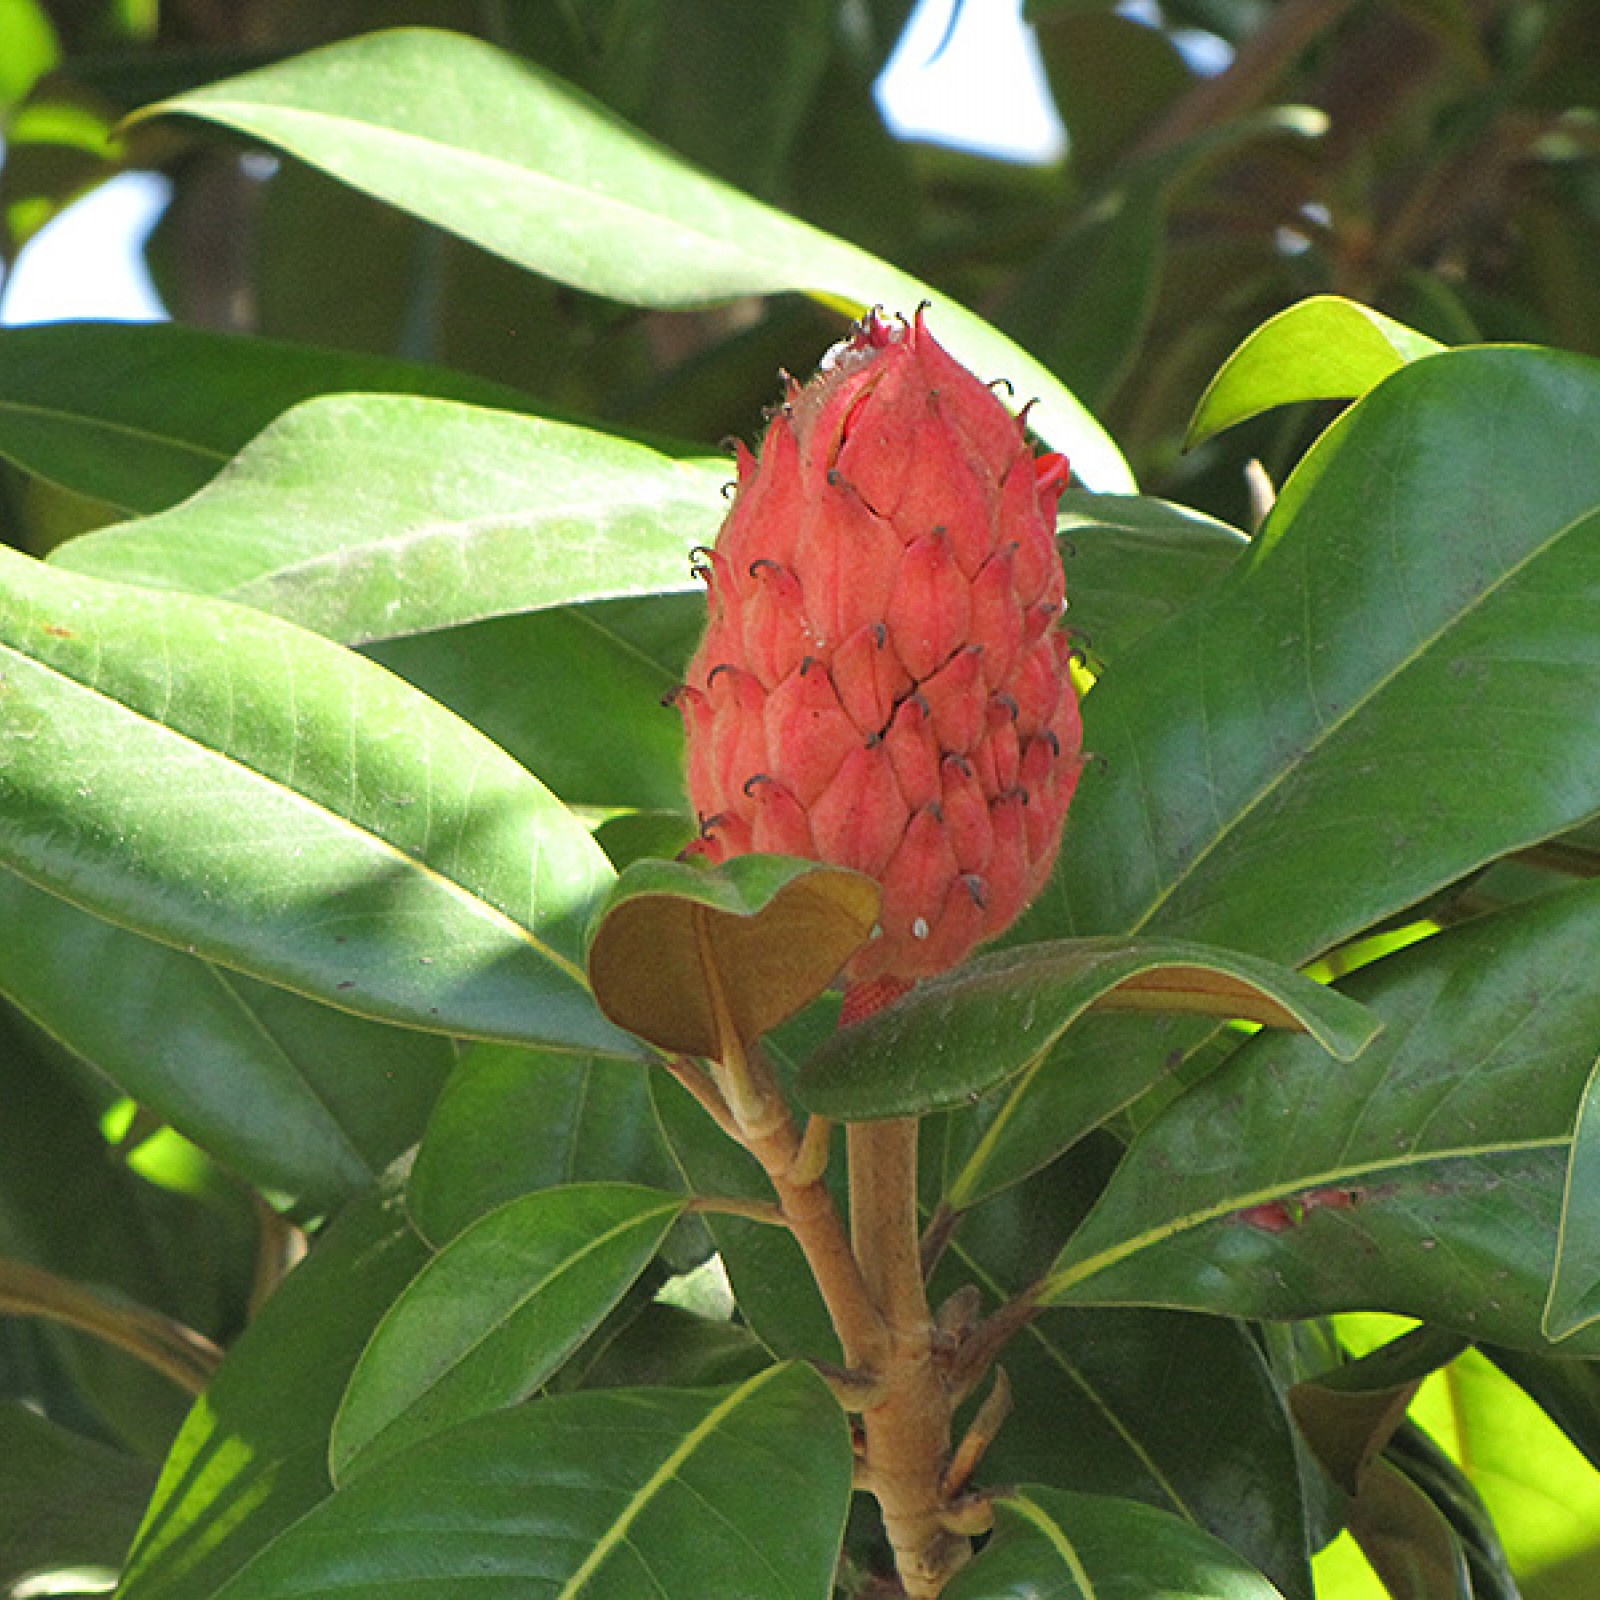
1186, 293, 1444, 448
53, 395, 727, 645
138, 27, 1133, 491
332, 1184, 686, 1480
0, 545, 639, 1058
216, 1366, 852, 1600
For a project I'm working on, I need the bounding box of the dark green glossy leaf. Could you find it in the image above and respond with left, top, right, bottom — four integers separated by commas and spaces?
939, 1155, 1312, 1600
0, 869, 449, 1212
1187, 294, 1444, 448
589, 855, 878, 1057
0, 546, 639, 1058
1043, 881, 1600, 1354
943, 1484, 1286, 1599
407, 1043, 678, 1246
966, 345, 1600, 1207
53, 395, 727, 645
141, 27, 1134, 490
798, 935, 1376, 1121
119, 1178, 429, 1600
1058, 489, 1247, 665
570, 1302, 770, 1393
0, 320, 539, 514
214, 1366, 851, 1600
1047, 346, 1600, 961
0, 1403, 155, 1588
332, 1183, 685, 1480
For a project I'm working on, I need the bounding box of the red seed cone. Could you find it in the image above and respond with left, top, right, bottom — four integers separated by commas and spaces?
677, 311, 1082, 994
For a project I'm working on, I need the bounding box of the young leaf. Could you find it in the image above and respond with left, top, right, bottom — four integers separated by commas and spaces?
588, 855, 878, 1056
0, 546, 639, 1058
1186, 294, 1444, 448
942, 1485, 1287, 1599
331, 1183, 686, 1480
214, 1366, 852, 1600
52, 395, 729, 646
797, 935, 1377, 1121
0, 320, 542, 514
1041, 881, 1600, 1355
135, 27, 1134, 492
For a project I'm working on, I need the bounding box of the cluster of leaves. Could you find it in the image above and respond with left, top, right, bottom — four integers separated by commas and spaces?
3, 4, 1600, 1598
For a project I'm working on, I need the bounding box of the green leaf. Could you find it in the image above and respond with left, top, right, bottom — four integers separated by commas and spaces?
214, 1366, 851, 1600
943, 1484, 1286, 1599
53, 395, 728, 645
138, 27, 1134, 491
1058, 489, 1247, 665
943, 1164, 1313, 1600
1547, 1051, 1600, 1339
1185, 294, 1445, 448
0, 1402, 154, 1589
588, 855, 879, 1056
797, 935, 1377, 1121
1039, 344, 1600, 1035
0, 320, 543, 514
407, 1042, 679, 1245
948, 345, 1600, 1208
0, 546, 639, 1058
120, 1178, 430, 1600
0, 869, 449, 1213
1042, 882, 1600, 1354
332, 1183, 685, 1480
366, 593, 703, 813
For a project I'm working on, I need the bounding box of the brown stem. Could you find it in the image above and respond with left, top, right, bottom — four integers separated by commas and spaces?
850, 1119, 969, 1597
692, 913, 886, 1372
1133, 0, 1361, 161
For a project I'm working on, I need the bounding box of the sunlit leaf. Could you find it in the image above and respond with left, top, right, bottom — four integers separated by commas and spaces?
138, 27, 1134, 490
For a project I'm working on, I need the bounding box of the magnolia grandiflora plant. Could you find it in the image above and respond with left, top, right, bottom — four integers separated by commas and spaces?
587, 315, 1373, 1596
11, 26, 1600, 1600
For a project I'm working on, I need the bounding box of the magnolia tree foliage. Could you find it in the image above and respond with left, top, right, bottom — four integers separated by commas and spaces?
4, 4, 1600, 1598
